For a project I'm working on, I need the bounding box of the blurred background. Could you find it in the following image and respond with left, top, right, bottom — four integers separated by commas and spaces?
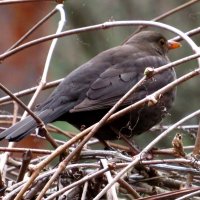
0, 0, 200, 149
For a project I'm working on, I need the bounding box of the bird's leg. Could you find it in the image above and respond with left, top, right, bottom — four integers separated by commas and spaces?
98, 139, 116, 151
110, 126, 140, 156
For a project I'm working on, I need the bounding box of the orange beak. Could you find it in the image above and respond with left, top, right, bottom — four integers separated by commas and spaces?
167, 40, 182, 50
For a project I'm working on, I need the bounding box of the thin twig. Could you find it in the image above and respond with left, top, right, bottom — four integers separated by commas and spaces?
176, 189, 200, 200
80, 149, 132, 162
6, 7, 57, 52
0, 20, 199, 61
47, 124, 75, 138
101, 159, 118, 200
189, 118, 200, 187
17, 4, 66, 150
126, 0, 200, 36
112, 171, 140, 199
0, 83, 44, 127
16, 150, 32, 182
0, 78, 62, 105
81, 181, 88, 200
172, 27, 200, 42
0, 147, 53, 154
0, 0, 53, 5
22, 4, 66, 116
12, 102, 19, 125
193, 119, 200, 155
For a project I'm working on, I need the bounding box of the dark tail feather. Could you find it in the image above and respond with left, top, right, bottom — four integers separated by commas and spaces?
0, 107, 68, 141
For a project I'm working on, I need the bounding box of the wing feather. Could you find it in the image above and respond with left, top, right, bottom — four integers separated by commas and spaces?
71, 55, 169, 112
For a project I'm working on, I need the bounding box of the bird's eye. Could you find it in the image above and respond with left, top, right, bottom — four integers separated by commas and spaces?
159, 38, 166, 46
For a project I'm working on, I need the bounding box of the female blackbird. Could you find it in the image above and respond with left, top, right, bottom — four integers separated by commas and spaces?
0, 31, 181, 141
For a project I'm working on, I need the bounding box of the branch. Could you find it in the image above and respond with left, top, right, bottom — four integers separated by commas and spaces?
5, 7, 57, 52
127, 0, 200, 36
0, 78, 62, 105
0, 0, 53, 5
1, 20, 199, 61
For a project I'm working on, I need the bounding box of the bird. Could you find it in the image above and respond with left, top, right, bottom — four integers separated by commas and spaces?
0, 31, 181, 142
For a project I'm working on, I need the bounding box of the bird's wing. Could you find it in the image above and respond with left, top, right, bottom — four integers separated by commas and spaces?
71, 55, 169, 112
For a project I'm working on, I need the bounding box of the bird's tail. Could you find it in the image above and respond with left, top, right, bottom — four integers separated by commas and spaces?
0, 107, 66, 141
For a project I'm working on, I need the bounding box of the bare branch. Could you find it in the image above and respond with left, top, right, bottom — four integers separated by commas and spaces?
0, 0, 53, 5
1, 20, 199, 61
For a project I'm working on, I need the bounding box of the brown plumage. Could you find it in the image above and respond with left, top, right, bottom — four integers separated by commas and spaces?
0, 31, 181, 141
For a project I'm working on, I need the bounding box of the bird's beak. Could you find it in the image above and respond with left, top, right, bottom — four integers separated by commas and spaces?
167, 40, 182, 50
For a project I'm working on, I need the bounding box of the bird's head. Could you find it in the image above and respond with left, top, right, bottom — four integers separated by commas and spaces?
126, 31, 181, 56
